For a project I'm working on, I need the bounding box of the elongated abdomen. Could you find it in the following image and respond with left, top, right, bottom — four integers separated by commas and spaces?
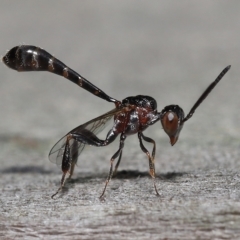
2, 45, 59, 72
2, 45, 88, 86
2, 45, 118, 103
3, 45, 88, 81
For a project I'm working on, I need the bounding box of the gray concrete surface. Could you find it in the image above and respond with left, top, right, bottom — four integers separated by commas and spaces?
1, 1, 240, 239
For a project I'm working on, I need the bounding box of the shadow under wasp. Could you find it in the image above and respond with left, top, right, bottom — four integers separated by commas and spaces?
2, 45, 231, 199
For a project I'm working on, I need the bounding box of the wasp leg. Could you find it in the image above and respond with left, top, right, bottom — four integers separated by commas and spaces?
141, 133, 156, 162
68, 140, 79, 179
51, 136, 72, 199
138, 132, 160, 196
52, 128, 119, 198
113, 150, 123, 176
99, 133, 126, 200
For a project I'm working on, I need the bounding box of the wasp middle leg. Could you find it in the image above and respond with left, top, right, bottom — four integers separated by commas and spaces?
99, 133, 126, 200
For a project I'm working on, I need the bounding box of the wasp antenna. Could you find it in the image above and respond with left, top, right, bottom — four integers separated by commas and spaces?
183, 65, 231, 122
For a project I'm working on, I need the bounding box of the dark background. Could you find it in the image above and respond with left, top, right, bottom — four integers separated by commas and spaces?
0, 1, 240, 239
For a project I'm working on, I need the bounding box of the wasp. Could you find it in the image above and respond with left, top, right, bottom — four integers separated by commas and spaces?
2, 45, 231, 199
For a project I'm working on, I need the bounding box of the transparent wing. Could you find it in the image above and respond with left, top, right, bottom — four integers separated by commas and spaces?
48, 107, 124, 166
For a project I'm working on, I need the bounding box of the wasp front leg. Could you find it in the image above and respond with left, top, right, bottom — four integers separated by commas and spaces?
138, 132, 160, 196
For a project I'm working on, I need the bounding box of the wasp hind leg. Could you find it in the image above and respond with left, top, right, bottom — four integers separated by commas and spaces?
52, 128, 119, 199
51, 136, 73, 199
68, 140, 79, 180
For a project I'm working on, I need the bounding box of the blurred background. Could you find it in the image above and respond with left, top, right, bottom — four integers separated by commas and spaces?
0, 1, 239, 175
1, 1, 240, 238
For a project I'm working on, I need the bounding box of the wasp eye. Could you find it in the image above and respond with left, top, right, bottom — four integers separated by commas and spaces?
161, 111, 179, 136
167, 112, 174, 121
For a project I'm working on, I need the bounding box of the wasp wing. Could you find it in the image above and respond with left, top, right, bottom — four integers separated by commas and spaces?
48, 107, 124, 166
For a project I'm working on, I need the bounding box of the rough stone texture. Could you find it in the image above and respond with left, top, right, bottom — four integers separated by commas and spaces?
1, 1, 240, 239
